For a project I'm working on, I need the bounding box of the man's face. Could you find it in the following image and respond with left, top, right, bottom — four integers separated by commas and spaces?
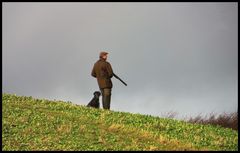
102, 54, 108, 60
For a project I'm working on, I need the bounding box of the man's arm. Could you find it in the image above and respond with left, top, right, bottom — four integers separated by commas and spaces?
91, 64, 96, 78
106, 62, 113, 78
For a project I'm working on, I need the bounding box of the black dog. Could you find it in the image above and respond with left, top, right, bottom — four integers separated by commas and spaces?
87, 91, 101, 108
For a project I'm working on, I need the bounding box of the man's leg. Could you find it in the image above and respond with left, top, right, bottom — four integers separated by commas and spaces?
101, 88, 111, 110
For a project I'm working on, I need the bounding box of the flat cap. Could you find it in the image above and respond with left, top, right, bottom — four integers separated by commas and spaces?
99, 51, 108, 57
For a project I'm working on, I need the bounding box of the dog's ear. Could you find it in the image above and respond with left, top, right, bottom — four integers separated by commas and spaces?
94, 91, 99, 96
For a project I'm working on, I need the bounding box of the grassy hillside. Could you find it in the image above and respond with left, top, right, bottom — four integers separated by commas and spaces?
2, 93, 238, 151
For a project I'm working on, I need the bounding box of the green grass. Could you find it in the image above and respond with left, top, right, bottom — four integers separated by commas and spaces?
2, 93, 238, 151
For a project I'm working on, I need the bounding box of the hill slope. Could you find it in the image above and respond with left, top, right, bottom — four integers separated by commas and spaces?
2, 93, 238, 151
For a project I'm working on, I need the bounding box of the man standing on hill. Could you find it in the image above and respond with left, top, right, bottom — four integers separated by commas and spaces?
91, 51, 113, 110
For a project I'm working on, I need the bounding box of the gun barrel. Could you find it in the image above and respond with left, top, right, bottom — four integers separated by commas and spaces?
113, 73, 127, 86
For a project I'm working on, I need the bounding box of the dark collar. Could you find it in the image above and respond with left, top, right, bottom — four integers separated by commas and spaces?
99, 58, 106, 62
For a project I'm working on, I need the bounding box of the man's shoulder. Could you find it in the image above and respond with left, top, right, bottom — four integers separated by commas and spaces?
95, 59, 102, 64
94, 60, 104, 67
106, 61, 111, 64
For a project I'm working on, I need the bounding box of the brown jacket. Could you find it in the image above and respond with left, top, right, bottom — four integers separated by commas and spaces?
91, 59, 113, 89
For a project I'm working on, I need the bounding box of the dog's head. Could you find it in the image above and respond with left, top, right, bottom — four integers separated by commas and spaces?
93, 91, 101, 98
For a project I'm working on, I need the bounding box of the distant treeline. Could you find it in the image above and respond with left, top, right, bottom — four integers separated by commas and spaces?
162, 112, 238, 131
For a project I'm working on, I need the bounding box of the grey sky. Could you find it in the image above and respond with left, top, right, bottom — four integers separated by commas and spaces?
2, 2, 238, 119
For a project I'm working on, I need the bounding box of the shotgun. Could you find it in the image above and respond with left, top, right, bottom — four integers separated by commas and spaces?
113, 73, 127, 86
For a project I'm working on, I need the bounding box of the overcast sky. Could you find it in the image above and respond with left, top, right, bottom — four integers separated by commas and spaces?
2, 2, 238, 119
